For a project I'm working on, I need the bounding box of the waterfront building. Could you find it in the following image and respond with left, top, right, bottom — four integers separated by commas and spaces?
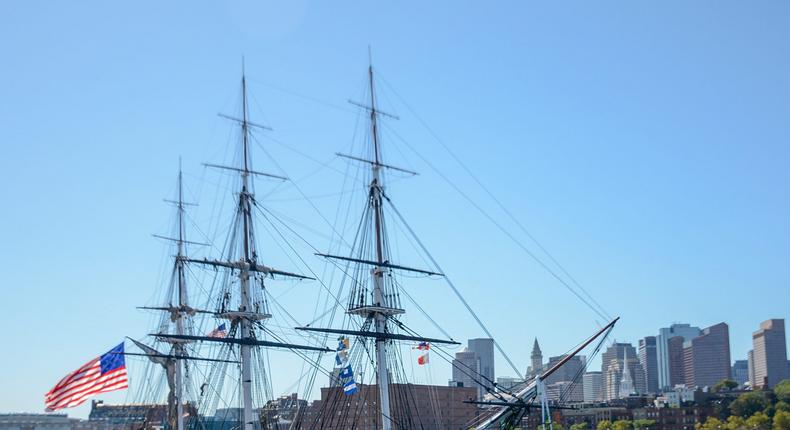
310, 383, 478, 429
751, 319, 789, 389
632, 405, 713, 430
657, 324, 701, 390
559, 407, 632, 429
0, 414, 75, 430
682, 322, 731, 389
654, 385, 696, 407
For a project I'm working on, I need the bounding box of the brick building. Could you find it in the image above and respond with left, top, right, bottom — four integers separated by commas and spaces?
303, 383, 478, 430
632, 406, 713, 430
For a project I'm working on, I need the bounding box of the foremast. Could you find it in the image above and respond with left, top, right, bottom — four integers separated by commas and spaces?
136, 164, 205, 430
153, 68, 330, 430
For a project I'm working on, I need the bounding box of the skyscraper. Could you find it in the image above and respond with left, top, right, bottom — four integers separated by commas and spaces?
657, 324, 701, 391
682, 322, 731, 389
583, 371, 603, 403
544, 354, 586, 385
639, 336, 659, 393
751, 319, 789, 389
468, 338, 495, 395
668, 336, 687, 387
732, 360, 749, 388
602, 343, 646, 401
451, 348, 481, 400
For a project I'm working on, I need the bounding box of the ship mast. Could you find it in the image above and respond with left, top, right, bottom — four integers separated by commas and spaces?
174, 165, 188, 430
299, 57, 459, 429
135, 164, 215, 430
238, 69, 255, 430
366, 61, 393, 430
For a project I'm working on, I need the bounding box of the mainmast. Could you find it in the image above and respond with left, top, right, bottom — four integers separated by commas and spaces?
301, 57, 458, 430
238, 69, 256, 430
366, 61, 393, 430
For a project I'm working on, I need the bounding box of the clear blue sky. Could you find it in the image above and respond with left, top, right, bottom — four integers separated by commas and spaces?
1, 0, 789, 418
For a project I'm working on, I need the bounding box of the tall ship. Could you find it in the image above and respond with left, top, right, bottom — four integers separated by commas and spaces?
80, 59, 619, 430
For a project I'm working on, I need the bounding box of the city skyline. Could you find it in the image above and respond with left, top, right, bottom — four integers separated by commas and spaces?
2, 0, 789, 420
514, 318, 788, 401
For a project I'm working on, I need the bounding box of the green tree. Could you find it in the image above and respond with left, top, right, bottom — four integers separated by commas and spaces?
725, 415, 746, 430
731, 392, 769, 418
776, 381, 790, 404
536, 423, 564, 430
776, 402, 790, 413
571, 423, 590, 430
774, 410, 790, 430
613, 420, 633, 430
745, 412, 770, 430
714, 380, 740, 393
598, 421, 613, 430
634, 419, 656, 430
697, 417, 725, 430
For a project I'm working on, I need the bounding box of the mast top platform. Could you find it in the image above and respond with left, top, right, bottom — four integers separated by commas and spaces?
218, 112, 273, 131
348, 100, 399, 120
347, 305, 405, 317
217, 311, 272, 321
203, 163, 288, 181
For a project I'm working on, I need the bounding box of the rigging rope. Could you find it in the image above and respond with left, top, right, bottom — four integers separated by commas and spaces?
382, 124, 609, 322
376, 72, 611, 321
382, 192, 523, 377
245, 75, 612, 322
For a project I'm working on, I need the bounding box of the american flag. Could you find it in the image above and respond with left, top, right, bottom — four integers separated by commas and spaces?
414, 341, 430, 366
207, 323, 227, 338
45, 343, 128, 411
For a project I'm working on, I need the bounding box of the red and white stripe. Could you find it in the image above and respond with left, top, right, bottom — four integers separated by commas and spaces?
45, 357, 128, 411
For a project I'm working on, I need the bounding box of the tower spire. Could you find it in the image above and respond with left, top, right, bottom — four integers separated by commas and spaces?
619, 347, 635, 398
530, 338, 543, 377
